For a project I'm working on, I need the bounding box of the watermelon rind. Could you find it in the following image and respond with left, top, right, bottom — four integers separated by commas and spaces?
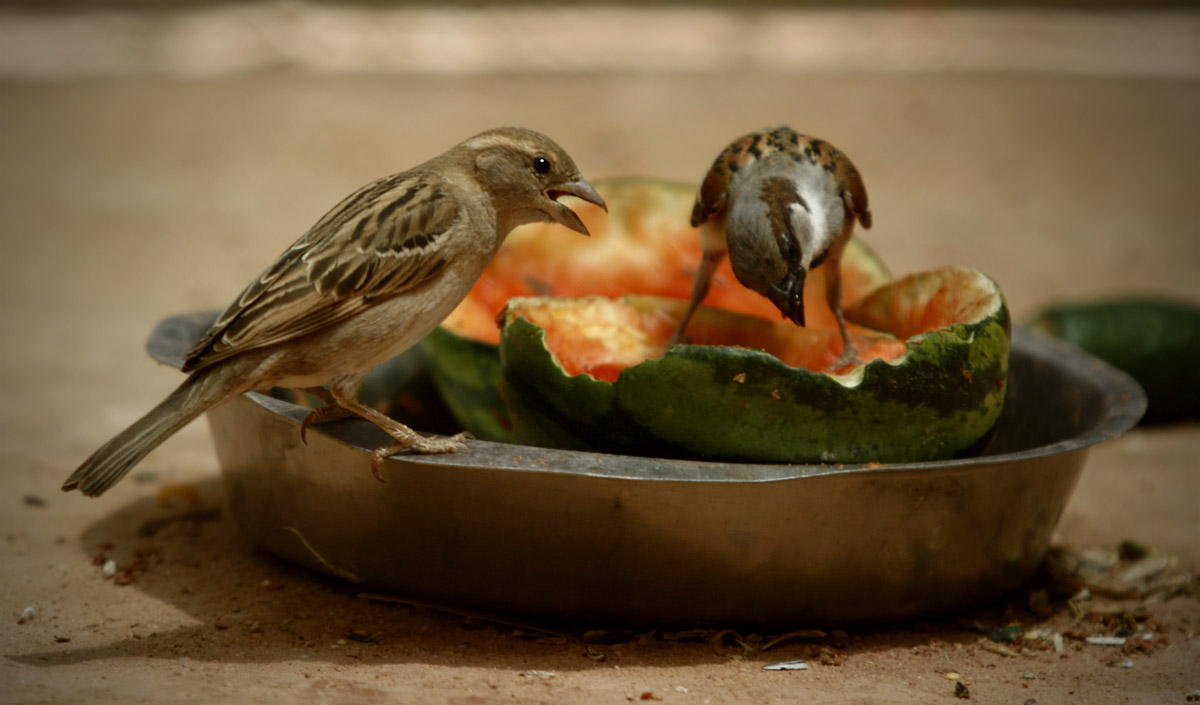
499, 267, 1010, 464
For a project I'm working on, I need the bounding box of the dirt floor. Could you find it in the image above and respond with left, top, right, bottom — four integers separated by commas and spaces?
2, 13, 1200, 704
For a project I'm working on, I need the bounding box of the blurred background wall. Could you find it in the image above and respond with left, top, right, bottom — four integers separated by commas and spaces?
0, 1, 1196, 346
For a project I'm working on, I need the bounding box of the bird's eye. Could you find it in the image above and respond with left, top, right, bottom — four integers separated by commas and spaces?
532, 156, 551, 174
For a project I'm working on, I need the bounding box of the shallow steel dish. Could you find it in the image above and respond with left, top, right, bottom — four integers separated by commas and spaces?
148, 312, 1144, 627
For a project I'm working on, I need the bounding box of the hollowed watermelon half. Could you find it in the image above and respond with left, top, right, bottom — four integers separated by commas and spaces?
421, 179, 892, 441
499, 266, 1010, 464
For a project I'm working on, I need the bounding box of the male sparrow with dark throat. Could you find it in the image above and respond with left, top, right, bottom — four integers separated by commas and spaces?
671, 126, 872, 369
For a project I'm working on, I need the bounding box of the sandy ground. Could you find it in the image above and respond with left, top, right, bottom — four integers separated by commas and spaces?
2, 53, 1199, 705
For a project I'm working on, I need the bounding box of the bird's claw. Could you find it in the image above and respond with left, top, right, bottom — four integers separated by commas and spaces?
299, 405, 355, 445
830, 349, 863, 373
368, 431, 474, 482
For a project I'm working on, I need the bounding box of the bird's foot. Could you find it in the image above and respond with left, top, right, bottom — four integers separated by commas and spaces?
368, 431, 474, 482
296, 387, 356, 444
301, 385, 472, 481
299, 405, 356, 444
830, 341, 862, 373
830, 350, 863, 373
409, 430, 474, 454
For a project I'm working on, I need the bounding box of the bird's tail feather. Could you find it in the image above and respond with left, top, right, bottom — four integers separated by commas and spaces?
63, 371, 228, 497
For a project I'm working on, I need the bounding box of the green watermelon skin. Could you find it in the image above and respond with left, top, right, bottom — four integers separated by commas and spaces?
500, 269, 1010, 465
420, 328, 516, 443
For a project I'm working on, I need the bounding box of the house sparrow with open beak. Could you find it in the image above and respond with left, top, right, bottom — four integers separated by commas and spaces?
63, 126, 606, 497
670, 126, 872, 369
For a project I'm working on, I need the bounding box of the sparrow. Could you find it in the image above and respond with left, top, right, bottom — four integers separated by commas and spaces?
670, 126, 872, 369
63, 126, 605, 497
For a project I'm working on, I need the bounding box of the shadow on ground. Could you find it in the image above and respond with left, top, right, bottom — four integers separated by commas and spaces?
8, 475, 1009, 671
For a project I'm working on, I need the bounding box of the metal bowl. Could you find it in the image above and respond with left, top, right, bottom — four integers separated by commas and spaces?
148, 312, 1145, 627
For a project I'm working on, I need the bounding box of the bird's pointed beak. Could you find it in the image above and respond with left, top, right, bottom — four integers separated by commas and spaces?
769, 268, 808, 327
545, 177, 607, 236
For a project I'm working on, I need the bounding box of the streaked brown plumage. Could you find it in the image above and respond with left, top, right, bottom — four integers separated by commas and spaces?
671, 126, 871, 368
64, 127, 605, 497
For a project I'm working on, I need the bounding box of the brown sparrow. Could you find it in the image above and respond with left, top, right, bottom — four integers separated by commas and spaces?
63, 127, 605, 497
671, 126, 872, 369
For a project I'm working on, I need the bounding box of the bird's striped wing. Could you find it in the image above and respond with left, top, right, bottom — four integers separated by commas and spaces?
826, 147, 872, 230
181, 173, 461, 373
691, 131, 762, 227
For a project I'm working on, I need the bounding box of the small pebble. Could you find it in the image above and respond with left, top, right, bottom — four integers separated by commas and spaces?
1114, 659, 1134, 669
1023, 672, 1036, 680
1086, 636, 1127, 647
132, 470, 159, 484
102, 560, 118, 578
762, 659, 808, 671
17, 606, 34, 624
945, 672, 961, 681
1117, 539, 1150, 560
1118, 554, 1172, 586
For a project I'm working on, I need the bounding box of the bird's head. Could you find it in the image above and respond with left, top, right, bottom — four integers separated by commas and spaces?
767, 269, 808, 327
726, 226, 811, 328
463, 127, 606, 236
724, 175, 821, 329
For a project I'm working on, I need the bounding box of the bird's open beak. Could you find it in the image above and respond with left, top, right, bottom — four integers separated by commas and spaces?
545, 177, 607, 236
768, 268, 808, 328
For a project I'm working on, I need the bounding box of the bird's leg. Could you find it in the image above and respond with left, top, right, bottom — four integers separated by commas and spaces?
297, 387, 356, 444
825, 246, 861, 371
324, 378, 471, 482
668, 248, 727, 347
